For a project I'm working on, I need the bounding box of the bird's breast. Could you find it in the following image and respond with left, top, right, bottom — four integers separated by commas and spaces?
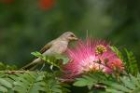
52, 41, 68, 53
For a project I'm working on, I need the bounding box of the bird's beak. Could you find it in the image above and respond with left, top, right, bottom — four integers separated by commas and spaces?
73, 36, 78, 40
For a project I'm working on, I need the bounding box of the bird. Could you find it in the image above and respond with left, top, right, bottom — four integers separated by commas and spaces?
21, 31, 78, 70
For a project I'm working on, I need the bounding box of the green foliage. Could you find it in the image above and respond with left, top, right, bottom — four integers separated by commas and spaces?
0, 71, 70, 93
1, 0, 140, 92
111, 46, 139, 75
0, 48, 139, 93
73, 72, 140, 93
13, 72, 45, 93
43, 72, 70, 93
110, 46, 123, 60
124, 49, 138, 75
73, 72, 108, 89
0, 78, 13, 92
31, 51, 69, 69
73, 72, 115, 93
0, 62, 17, 70
72, 48, 140, 93
106, 73, 140, 93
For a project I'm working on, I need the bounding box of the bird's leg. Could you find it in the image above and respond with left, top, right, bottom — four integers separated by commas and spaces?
39, 58, 47, 71
30, 64, 39, 70
50, 65, 54, 71
40, 63, 46, 71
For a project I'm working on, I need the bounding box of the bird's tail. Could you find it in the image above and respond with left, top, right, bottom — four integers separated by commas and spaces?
21, 58, 41, 70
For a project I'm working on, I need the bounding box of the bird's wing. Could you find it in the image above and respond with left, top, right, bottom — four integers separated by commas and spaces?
40, 40, 54, 54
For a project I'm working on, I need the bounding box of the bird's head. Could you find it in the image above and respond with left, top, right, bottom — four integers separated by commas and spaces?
60, 31, 78, 41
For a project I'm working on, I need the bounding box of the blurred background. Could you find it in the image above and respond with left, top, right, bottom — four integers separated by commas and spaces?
0, 0, 140, 67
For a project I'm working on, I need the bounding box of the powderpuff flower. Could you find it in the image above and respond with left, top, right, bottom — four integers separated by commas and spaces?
62, 39, 124, 79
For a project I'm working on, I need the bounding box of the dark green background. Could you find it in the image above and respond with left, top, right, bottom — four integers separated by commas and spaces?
0, 0, 140, 68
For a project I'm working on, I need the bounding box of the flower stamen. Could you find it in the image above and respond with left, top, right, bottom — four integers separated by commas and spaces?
95, 45, 107, 55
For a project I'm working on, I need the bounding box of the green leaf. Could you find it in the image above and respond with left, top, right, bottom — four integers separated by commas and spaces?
73, 78, 90, 87
120, 77, 136, 90
0, 78, 12, 88
106, 88, 124, 93
31, 51, 42, 58
110, 46, 123, 59
105, 73, 140, 93
129, 74, 139, 87
0, 86, 8, 92
54, 54, 69, 64
110, 83, 130, 92
125, 49, 138, 75
0, 71, 69, 93
73, 72, 106, 88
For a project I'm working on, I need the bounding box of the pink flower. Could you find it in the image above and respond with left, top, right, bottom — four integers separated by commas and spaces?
62, 39, 124, 79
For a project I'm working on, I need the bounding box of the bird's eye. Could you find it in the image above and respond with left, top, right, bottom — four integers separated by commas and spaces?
70, 34, 75, 37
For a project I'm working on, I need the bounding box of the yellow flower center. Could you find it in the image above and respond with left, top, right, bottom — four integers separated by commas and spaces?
95, 45, 107, 55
